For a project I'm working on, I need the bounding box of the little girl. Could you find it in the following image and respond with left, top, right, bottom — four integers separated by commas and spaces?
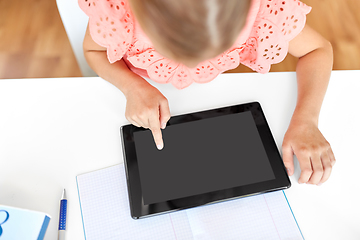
79, 0, 336, 186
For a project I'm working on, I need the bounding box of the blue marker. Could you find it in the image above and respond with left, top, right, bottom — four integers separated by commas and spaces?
58, 189, 67, 240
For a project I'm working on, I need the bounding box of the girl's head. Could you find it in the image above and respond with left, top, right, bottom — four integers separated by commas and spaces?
129, 0, 251, 68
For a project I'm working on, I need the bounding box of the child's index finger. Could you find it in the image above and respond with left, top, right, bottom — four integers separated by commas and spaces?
149, 118, 164, 150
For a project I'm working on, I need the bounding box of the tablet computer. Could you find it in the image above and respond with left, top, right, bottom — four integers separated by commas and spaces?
121, 101, 290, 219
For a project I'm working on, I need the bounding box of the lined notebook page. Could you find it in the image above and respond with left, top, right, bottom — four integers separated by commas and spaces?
76, 164, 303, 240
186, 191, 303, 239
76, 164, 191, 240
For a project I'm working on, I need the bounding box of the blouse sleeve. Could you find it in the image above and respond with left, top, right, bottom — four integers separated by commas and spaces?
78, 0, 134, 63
236, 0, 312, 73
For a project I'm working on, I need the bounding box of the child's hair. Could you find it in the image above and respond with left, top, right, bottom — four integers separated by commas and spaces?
129, 0, 251, 62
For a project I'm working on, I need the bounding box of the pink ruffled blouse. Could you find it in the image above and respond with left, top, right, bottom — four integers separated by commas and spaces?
79, 0, 311, 89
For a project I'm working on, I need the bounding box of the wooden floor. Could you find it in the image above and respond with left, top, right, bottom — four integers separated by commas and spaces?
0, 0, 359, 79
0, 0, 82, 78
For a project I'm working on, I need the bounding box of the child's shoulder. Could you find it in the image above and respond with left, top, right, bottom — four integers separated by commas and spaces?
236, 0, 311, 73
257, 0, 311, 26
79, 0, 135, 63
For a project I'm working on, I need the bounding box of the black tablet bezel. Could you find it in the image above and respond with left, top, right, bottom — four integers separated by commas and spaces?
121, 101, 290, 219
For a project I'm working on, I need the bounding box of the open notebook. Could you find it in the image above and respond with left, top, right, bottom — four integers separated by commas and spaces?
76, 164, 303, 240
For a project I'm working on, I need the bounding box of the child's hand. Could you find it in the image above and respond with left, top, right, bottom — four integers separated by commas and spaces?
282, 120, 336, 185
125, 81, 170, 150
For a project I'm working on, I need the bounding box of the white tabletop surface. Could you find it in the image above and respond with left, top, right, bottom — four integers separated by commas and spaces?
0, 70, 359, 240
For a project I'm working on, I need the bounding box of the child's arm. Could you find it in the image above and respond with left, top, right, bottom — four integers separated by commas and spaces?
83, 24, 170, 150
283, 24, 336, 185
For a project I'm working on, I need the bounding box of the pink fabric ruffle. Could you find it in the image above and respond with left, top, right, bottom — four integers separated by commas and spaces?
79, 0, 311, 89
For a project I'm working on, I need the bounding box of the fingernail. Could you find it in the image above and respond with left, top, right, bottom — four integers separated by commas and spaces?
286, 168, 290, 175
161, 123, 166, 129
317, 183, 323, 186
157, 143, 163, 150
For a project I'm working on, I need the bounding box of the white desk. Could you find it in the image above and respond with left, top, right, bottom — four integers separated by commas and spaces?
0, 71, 359, 239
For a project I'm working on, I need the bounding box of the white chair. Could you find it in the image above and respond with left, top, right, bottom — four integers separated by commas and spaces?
56, 0, 97, 77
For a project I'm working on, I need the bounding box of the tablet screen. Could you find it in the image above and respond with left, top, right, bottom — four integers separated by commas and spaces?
134, 111, 275, 205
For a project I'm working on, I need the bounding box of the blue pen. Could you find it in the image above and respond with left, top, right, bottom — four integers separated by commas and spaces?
58, 189, 67, 240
